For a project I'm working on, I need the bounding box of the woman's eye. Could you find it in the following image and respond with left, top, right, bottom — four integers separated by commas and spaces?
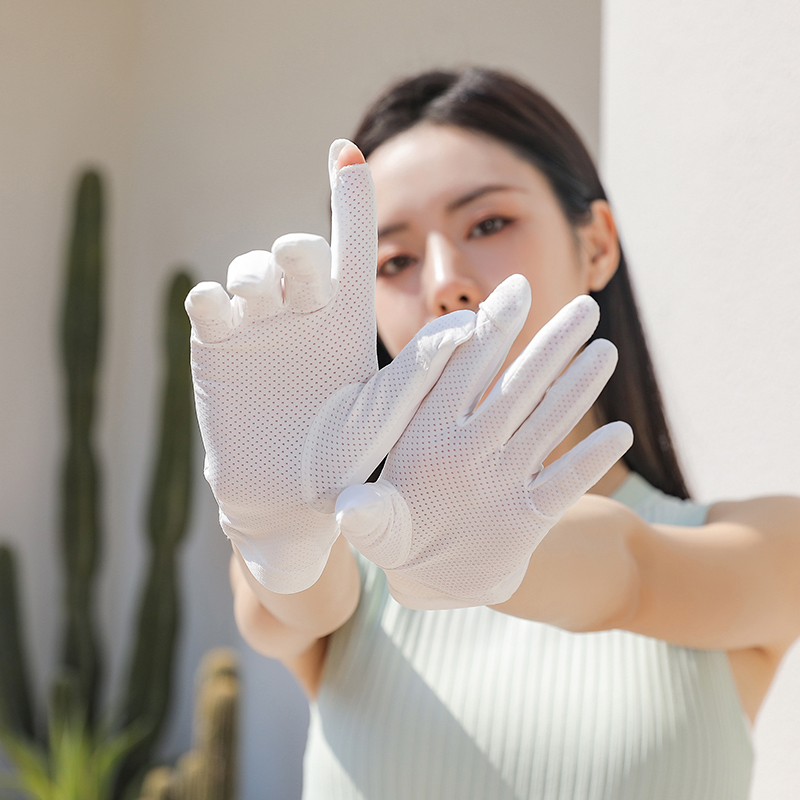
377, 254, 415, 278
470, 216, 512, 238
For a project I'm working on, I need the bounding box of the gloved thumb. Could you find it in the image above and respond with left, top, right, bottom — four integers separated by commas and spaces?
335, 480, 412, 570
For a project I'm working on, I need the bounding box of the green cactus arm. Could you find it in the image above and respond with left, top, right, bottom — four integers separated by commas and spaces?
115, 270, 195, 795
59, 169, 105, 724
146, 271, 195, 550
0, 545, 37, 740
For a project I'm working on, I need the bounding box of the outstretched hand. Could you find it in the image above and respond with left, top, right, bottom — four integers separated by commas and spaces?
336, 282, 634, 609
186, 141, 475, 593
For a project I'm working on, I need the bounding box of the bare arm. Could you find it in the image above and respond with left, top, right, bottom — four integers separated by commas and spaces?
230, 535, 360, 696
492, 493, 800, 654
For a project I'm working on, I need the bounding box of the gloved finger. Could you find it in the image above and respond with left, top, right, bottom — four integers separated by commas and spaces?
503, 338, 618, 472
185, 281, 235, 344
226, 249, 283, 319
470, 294, 601, 444
335, 480, 412, 570
525, 420, 634, 518
274, 233, 335, 313
424, 274, 531, 421
328, 139, 377, 312
302, 309, 476, 510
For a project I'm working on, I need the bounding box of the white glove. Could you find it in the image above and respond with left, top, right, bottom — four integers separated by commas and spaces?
336, 277, 634, 609
186, 140, 475, 593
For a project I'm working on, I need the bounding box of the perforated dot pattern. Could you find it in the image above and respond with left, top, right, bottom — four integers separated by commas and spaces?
190, 163, 386, 593
362, 297, 633, 608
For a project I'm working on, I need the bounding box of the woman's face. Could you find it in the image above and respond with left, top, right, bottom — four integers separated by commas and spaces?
369, 123, 616, 377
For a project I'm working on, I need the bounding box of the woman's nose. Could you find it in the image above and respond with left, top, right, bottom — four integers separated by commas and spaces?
424, 234, 484, 316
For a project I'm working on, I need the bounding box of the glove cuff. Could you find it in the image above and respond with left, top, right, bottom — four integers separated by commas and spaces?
225, 524, 339, 595
386, 565, 530, 611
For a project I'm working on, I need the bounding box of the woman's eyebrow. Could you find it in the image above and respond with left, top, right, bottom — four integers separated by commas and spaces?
446, 184, 522, 212
378, 221, 409, 238
378, 185, 522, 239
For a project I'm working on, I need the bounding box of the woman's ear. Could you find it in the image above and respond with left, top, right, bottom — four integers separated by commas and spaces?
578, 200, 620, 291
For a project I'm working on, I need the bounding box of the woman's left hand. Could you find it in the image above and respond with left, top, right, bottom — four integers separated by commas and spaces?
336, 277, 633, 609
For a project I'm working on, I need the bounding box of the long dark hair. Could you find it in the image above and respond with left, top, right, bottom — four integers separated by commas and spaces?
354, 68, 690, 499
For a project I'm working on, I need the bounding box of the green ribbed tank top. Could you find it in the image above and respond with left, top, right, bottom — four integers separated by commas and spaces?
302, 474, 753, 799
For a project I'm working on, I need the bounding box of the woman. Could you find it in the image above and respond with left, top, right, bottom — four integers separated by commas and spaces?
191, 69, 800, 798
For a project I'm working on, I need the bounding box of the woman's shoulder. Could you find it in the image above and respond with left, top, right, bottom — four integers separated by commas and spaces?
612, 471, 710, 526
613, 471, 800, 530
706, 493, 800, 523
705, 494, 800, 550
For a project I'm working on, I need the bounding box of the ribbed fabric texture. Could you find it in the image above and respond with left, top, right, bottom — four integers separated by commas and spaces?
302, 474, 754, 799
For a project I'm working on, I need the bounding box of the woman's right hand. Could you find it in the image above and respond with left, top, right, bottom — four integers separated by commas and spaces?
186, 141, 475, 594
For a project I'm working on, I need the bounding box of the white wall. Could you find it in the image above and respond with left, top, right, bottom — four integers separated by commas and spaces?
601, 1, 800, 797
1, 2, 602, 798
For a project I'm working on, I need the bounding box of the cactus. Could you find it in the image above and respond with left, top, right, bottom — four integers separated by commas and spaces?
0, 169, 197, 799
193, 649, 238, 800
59, 169, 104, 724
137, 767, 174, 800
0, 545, 36, 739
115, 271, 195, 791
136, 649, 239, 800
